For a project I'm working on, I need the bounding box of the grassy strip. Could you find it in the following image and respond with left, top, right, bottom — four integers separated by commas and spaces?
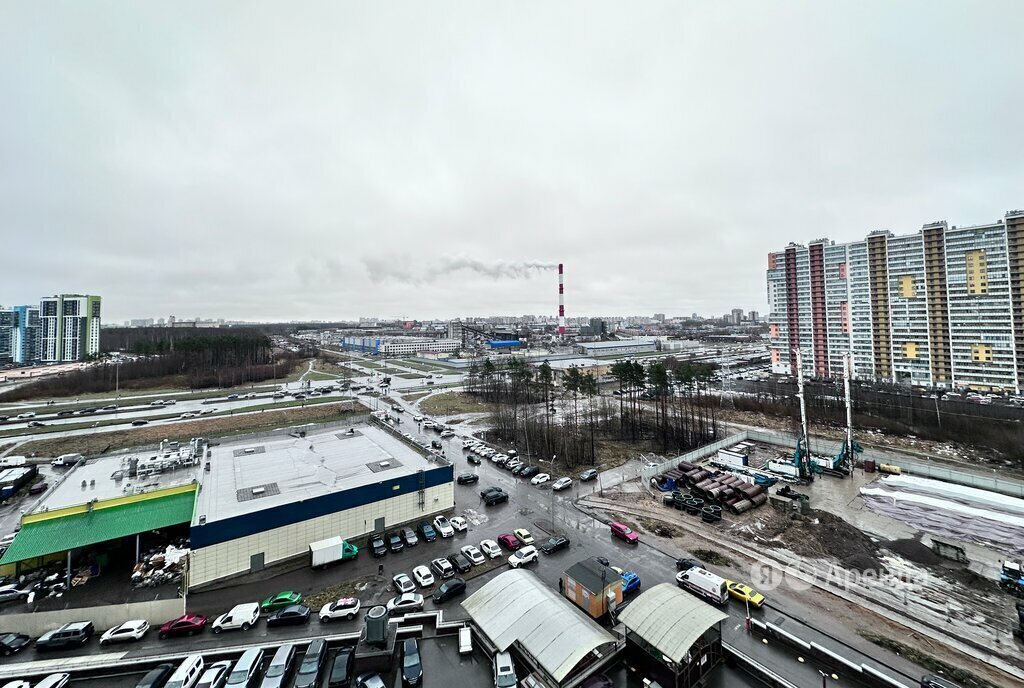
393, 372, 425, 379
419, 392, 490, 416
857, 632, 995, 688
17, 403, 361, 457
392, 360, 448, 373
303, 371, 340, 381
0, 384, 281, 415
402, 392, 430, 402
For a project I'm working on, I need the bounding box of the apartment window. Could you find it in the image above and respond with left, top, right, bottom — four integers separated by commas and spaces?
971, 343, 993, 363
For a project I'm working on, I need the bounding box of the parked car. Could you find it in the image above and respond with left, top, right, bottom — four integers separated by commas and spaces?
159, 613, 207, 639
35, 621, 94, 651
386, 593, 425, 616
100, 619, 149, 645
497, 533, 521, 550
328, 647, 356, 688
355, 673, 386, 688
370, 533, 388, 557
676, 557, 702, 571
467, 454, 482, 465
431, 557, 455, 579
260, 644, 296, 688
418, 522, 437, 542
412, 565, 435, 587
293, 638, 327, 688
433, 515, 455, 538
196, 660, 233, 688
0, 632, 31, 656
508, 545, 539, 568
461, 544, 485, 565
401, 638, 423, 686
456, 472, 479, 485
449, 516, 468, 533
400, 527, 419, 547
393, 573, 416, 594
319, 597, 361, 622
432, 577, 466, 604
540, 535, 570, 555
621, 571, 642, 594
519, 466, 540, 478
609, 521, 639, 544
134, 664, 175, 688
0, 584, 30, 604
530, 473, 551, 486
212, 602, 260, 633
261, 591, 302, 612
493, 651, 517, 688
480, 539, 502, 559
513, 528, 535, 545
226, 648, 264, 688
552, 477, 573, 491
267, 605, 311, 627
388, 532, 405, 552
448, 552, 472, 573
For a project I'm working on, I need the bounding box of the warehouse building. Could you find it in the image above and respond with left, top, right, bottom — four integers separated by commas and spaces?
189, 423, 453, 588
577, 339, 658, 357
338, 335, 461, 356
0, 422, 454, 592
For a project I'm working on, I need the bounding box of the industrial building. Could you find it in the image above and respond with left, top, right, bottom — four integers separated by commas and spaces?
577, 338, 658, 357
338, 335, 461, 356
0, 422, 454, 592
189, 423, 453, 587
768, 210, 1024, 392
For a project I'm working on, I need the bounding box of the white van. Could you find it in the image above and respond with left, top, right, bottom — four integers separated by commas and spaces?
458, 626, 472, 655
675, 567, 729, 605
212, 602, 260, 633
0, 456, 27, 468
51, 453, 84, 467
166, 654, 205, 688
493, 651, 516, 688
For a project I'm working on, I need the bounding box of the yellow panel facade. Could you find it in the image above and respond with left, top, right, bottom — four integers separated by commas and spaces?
971, 343, 993, 362
899, 275, 915, 298
903, 342, 918, 359
965, 250, 988, 295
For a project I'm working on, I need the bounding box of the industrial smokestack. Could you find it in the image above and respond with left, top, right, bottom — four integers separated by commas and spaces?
558, 263, 566, 336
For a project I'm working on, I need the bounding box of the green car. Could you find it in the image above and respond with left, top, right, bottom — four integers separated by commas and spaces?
261, 590, 303, 612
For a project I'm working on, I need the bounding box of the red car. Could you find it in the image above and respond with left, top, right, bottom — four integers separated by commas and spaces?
610, 522, 639, 544
158, 613, 207, 639
497, 533, 522, 551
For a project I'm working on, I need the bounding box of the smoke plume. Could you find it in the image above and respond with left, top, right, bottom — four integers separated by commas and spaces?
363, 256, 556, 284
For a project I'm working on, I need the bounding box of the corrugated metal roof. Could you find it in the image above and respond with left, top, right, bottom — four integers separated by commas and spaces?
463, 569, 616, 683
617, 583, 728, 663
0, 490, 196, 565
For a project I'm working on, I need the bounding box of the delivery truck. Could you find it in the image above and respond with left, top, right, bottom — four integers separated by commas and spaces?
309, 536, 359, 568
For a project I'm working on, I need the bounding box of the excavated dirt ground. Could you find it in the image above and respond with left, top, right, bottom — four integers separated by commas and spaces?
755, 508, 883, 572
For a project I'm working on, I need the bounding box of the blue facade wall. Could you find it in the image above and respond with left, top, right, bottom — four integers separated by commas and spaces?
191, 464, 453, 549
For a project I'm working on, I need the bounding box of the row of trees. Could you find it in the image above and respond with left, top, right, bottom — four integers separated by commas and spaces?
0, 332, 304, 401
465, 356, 719, 470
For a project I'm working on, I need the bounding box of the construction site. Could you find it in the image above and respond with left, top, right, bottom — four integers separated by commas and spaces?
579, 352, 1024, 688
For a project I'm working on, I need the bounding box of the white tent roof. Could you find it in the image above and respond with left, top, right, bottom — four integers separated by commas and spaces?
618, 583, 728, 663
463, 569, 616, 683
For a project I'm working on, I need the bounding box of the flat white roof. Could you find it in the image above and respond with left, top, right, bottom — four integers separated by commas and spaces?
193, 423, 436, 524
579, 339, 657, 349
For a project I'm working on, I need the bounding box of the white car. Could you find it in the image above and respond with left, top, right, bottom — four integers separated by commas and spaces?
552, 477, 573, 491
480, 539, 502, 559
412, 565, 435, 587
508, 545, 539, 568
392, 573, 416, 594
449, 516, 468, 533
414, 415, 424, 422
386, 593, 424, 615
15, 412, 35, 419
461, 545, 485, 565
199, 408, 215, 415
319, 597, 361, 622
433, 515, 455, 538
431, 557, 455, 579
99, 619, 149, 645
212, 602, 260, 633
531, 473, 551, 485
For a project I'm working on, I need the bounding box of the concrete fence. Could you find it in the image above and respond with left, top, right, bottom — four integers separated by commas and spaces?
9, 596, 185, 637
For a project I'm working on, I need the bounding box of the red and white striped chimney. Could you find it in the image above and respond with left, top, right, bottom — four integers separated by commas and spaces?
558, 263, 566, 336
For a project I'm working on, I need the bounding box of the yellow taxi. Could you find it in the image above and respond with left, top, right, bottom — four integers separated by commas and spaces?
726, 580, 766, 608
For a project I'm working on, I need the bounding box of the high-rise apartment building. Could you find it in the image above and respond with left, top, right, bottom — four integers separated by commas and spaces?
0, 305, 41, 364
39, 294, 102, 362
767, 210, 1024, 392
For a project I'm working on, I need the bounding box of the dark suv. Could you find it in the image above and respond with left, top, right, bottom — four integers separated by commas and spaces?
387, 532, 404, 553
36, 621, 94, 651
294, 638, 327, 688
483, 490, 508, 506
370, 533, 388, 557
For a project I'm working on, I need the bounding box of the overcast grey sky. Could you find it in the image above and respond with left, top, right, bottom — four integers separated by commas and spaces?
3, 1, 1022, 323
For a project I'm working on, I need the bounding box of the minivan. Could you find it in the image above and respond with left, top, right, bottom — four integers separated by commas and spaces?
226, 648, 265, 687
166, 654, 205, 688
259, 643, 296, 688
493, 651, 516, 688
135, 664, 175, 688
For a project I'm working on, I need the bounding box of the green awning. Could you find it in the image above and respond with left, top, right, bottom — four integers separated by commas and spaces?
0, 490, 196, 565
